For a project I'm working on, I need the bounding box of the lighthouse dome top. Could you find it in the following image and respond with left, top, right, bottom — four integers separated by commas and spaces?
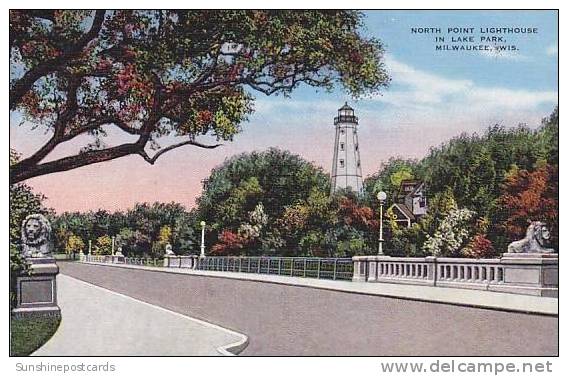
339, 102, 353, 111
335, 102, 358, 125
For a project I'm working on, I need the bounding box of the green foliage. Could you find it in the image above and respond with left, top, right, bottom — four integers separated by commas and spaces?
197, 148, 331, 248
115, 228, 150, 256
10, 243, 28, 308
363, 157, 421, 206
151, 225, 173, 256
421, 121, 555, 219
197, 148, 388, 257
65, 234, 85, 255
53, 202, 199, 257
94, 235, 112, 255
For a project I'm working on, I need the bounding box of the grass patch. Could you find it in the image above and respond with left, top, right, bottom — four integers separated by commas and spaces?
10, 315, 61, 356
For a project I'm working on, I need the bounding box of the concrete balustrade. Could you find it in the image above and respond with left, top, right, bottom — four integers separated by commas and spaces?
353, 254, 558, 297
82, 252, 557, 297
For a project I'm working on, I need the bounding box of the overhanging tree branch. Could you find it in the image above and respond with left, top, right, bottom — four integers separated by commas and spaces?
10, 142, 140, 184
138, 140, 223, 165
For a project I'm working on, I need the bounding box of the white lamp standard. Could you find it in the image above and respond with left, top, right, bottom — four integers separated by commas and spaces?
200, 221, 206, 258
376, 191, 387, 255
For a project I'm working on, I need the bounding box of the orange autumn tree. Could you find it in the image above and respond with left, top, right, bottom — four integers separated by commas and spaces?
211, 229, 248, 255
338, 196, 378, 230
495, 163, 558, 249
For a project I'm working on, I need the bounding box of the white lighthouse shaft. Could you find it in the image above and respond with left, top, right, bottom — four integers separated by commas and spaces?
331, 103, 363, 194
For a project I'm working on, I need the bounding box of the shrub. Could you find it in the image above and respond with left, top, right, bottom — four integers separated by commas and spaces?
422, 208, 476, 257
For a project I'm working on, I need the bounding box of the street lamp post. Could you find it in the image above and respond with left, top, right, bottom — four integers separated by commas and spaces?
376, 191, 387, 255
200, 221, 206, 258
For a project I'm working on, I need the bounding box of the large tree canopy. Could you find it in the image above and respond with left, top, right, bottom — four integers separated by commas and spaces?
10, 10, 389, 183
196, 148, 331, 232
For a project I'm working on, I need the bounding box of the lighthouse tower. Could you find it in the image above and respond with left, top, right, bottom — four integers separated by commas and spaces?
330, 103, 363, 194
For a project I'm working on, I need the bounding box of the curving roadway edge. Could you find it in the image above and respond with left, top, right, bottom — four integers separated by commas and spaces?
56, 261, 558, 356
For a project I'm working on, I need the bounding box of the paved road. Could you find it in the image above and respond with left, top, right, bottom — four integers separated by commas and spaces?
58, 262, 558, 356
33, 274, 245, 356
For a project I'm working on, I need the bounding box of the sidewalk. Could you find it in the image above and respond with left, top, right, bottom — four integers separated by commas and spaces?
33, 274, 246, 356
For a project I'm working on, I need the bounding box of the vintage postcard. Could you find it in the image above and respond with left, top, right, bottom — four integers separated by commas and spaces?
8, 7, 558, 368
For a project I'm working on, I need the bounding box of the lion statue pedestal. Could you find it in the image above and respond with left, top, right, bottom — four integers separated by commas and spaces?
12, 214, 61, 318
493, 221, 559, 297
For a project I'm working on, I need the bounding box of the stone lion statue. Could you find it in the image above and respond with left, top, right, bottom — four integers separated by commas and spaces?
165, 243, 175, 256
507, 221, 556, 254
115, 246, 124, 257
21, 213, 53, 258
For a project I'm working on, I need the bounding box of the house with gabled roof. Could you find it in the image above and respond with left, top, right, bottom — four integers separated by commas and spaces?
388, 180, 427, 228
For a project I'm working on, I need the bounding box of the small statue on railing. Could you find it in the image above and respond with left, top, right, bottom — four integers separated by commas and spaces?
165, 243, 175, 256
507, 221, 556, 254
115, 247, 124, 257
21, 213, 53, 258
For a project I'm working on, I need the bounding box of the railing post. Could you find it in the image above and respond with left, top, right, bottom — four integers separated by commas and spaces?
290, 259, 294, 276
303, 258, 307, 277
425, 256, 437, 286
333, 259, 338, 280
352, 256, 367, 282
317, 258, 321, 279
367, 256, 380, 282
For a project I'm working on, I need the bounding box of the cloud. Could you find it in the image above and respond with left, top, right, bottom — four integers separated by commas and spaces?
478, 46, 529, 61
370, 55, 557, 128
546, 44, 558, 56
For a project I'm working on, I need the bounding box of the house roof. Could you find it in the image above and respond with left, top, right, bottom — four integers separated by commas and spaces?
389, 203, 415, 221
397, 180, 424, 201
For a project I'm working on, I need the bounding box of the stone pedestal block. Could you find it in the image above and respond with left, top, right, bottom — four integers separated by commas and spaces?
13, 258, 60, 318
112, 255, 125, 264
164, 255, 198, 269
163, 255, 173, 267
491, 253, 558, 297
